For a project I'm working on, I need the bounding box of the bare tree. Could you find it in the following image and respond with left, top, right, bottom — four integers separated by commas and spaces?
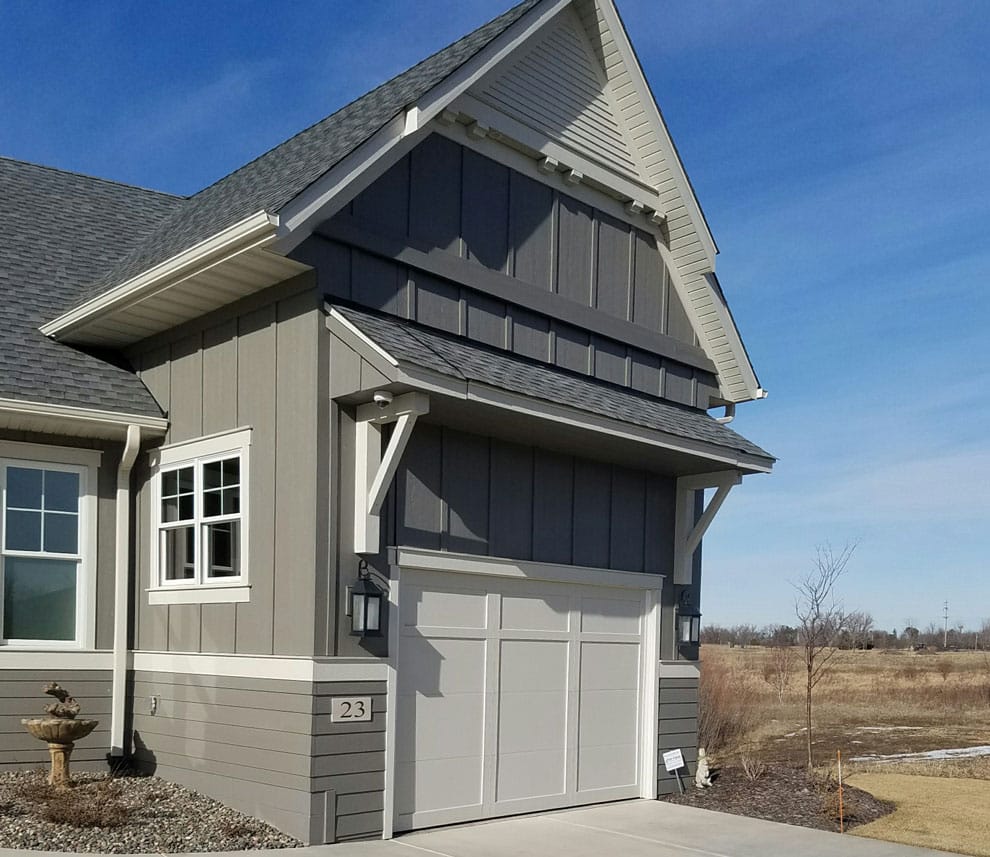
762, 643, 795, 702
794, 542, 855, 769
846, 610, 875, 649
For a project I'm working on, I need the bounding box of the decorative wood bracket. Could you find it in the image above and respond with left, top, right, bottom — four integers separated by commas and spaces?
354, 392, 430, 554
672, 470, 742, 584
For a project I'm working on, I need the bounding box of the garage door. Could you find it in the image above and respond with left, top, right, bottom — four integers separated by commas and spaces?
394, 566, 651, 832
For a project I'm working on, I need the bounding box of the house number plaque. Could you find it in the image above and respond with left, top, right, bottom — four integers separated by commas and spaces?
330, 696, 372, 723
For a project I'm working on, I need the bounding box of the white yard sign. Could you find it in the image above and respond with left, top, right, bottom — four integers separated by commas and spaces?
662, 748, 685, 772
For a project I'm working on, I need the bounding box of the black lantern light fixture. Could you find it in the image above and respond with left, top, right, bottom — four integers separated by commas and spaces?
677, 592, 701, 646
350, 560, 385, 637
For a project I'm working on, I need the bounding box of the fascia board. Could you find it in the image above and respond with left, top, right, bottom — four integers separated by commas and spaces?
0, 397, 169, 437
325, 308, 401, 382
41, 211, 277, 340
595, 0, 717, 266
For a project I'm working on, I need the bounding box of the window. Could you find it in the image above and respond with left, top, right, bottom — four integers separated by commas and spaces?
0, 446, 96, 648
152, 429, 250, 599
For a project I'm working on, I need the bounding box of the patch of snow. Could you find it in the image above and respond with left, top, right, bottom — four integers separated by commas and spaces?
853, 726, 923, 733
850, 745, 990, 764
782, 727, 808, 738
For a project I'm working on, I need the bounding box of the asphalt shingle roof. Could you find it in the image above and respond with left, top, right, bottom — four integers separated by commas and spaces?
66, 0, 542, 312
333, 305, 775, 464
0, 157, 180, 416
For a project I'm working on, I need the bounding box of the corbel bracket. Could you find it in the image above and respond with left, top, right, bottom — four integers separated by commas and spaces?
354, 392, 430, 554
672, 470, 742, 584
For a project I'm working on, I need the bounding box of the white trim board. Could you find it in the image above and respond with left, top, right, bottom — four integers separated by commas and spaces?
0, 650, 113, 670
659, 660, 700, 679
394, 547, 663, 590
130, 652, 388, 682
0, 398, 167, 439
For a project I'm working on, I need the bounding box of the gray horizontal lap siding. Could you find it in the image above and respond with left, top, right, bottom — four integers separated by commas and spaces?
657, 676, 699, 796
295, 134, 719, 410
128, 672, 385, 844
0, 670, 111, 772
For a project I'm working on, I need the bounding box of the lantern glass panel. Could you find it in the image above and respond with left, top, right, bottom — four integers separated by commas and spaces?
366, 595, 381, 632
352, 591, 365, 633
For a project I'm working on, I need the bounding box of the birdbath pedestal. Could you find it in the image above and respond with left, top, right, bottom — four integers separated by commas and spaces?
21, 683, 99, 788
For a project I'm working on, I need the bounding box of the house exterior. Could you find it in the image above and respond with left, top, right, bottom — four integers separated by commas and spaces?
0, 0, 772, 845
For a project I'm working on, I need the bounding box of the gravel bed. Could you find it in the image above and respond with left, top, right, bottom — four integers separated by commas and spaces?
0, 770, 302, 853
660, 764, 895, 832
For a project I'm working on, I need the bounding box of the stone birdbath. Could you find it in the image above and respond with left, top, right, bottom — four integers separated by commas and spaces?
21, 683, 98, 788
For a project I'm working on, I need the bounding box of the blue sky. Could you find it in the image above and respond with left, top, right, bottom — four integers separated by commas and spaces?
2, 1, 987, 632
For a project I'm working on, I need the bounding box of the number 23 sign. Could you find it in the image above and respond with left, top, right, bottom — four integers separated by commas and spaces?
331, 696, 373, 723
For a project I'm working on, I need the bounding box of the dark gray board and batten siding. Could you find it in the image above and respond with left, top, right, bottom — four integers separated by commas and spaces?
129, 671, 385, 844
294, 134, 720, 411
0, 670, 112, 772
127, 277, 329, 658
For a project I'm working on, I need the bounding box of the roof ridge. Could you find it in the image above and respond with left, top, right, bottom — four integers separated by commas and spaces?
0, 154, 186, 200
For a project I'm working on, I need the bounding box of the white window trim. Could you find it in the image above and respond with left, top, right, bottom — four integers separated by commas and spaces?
0, 441, 99, 650
148, 427, 251, 604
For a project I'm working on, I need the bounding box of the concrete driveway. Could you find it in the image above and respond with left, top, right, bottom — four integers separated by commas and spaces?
293, 800, 953, 857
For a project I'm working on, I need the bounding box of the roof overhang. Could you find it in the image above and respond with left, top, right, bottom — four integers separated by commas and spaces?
0, 397, 168, 441
40, 211, 310, 347
327, 306, 773, 477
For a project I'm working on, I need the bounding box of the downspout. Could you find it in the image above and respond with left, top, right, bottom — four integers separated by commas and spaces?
110, 425, 142, 758
714, 402, 735, 425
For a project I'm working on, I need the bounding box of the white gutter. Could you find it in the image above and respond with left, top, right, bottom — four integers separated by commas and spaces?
110, 424, 142, 758
0, 398, 168, 436
40, 211, 278, 340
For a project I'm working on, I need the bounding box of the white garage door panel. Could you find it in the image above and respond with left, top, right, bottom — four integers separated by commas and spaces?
395, 568, 653, 831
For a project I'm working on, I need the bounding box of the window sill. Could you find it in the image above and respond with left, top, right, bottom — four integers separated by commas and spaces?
147, 585, 250, 605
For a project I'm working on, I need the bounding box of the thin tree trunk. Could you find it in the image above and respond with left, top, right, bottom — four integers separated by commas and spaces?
806, 661, 814, 769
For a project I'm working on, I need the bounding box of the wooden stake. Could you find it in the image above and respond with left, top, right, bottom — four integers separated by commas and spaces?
837, 749, 844, 833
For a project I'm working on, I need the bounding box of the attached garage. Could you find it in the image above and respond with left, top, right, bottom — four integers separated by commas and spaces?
389, 550, 662, 833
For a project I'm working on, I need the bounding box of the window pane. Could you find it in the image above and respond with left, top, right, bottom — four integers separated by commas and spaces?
206, 521, 239, 578
161, 469, 178, 498
44, 471, 79, 513
221, 486, 240, 515
43, 512, 78, 554
7, 467, 43, 510
222, 458, 239, 486
203, 460, 223, 490
203, 490, 222, 518
5, 510, 41, 552
163, 527, 195, 581
2, 557, 76, 641
177, 466, 194, 493
178, 494, 194, 521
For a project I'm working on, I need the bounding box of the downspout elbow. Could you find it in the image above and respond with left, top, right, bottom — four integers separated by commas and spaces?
714, 402, 736, 425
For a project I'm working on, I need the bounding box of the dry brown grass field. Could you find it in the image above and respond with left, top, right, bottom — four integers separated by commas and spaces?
700, 644, 990, 854
702, 644, 990, 772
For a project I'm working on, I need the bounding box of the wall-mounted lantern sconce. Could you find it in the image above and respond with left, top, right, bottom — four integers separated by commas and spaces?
350, 560, 385, 638
677, 593, 701, 645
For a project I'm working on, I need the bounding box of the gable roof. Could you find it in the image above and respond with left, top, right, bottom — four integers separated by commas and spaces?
33, 0, 765, 407
0, 156, 177, 423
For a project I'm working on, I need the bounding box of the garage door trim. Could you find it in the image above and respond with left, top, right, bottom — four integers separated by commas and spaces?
381, 547, 663, 839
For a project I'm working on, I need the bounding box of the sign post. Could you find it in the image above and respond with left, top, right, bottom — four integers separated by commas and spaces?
662, 748, 686, 794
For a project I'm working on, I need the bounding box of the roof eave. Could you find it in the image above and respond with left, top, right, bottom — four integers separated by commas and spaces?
0, 397, 168, 440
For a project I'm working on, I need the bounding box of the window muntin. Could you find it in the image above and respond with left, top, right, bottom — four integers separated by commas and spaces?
157, 447, 246, 588
1, 462, 85, 644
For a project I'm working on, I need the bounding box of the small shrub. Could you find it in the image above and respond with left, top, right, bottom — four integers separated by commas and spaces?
698, 658, 757, 753
21, 778, 132, 829
740, 755, 767, 781
935, 659, 955, 681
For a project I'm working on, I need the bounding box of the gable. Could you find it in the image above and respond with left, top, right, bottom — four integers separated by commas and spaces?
472, 6, 645, 185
